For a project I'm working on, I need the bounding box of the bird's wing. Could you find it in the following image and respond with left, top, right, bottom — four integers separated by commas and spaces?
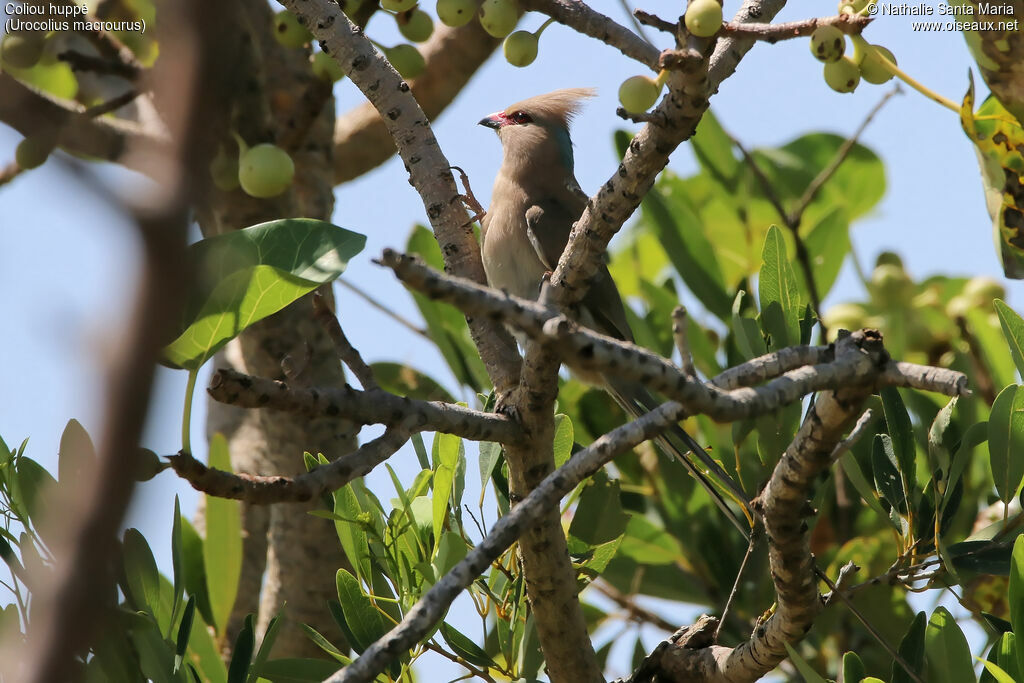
525, 195, 634, 343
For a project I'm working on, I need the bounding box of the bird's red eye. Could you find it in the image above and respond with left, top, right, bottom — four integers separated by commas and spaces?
509, 111, 532, 124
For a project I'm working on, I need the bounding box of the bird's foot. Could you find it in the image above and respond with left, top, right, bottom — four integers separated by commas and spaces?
450, 165, 486, 225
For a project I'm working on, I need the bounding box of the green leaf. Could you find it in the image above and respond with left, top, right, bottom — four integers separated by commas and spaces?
431, 433, 462, 553
257, 658, 343, 682
334, 483, 371, 583
945, 421, 988, 514
732, 290, 766, 360
335, 569, 389, 654
842, 651, 866, 683
1010, 536, 1024, 638
882, 388, 916, 476
440, 622, 497, 669
163, 219, 365, 370
802, 207, 851, 303
407, 225, 490, 391
928, 397, 959, 480
568, 478, 628, 547
925, 606, 976, 683
981, 660, 1016, 683
227, 615, 255, 683
642, 176, 732, 319
368, 362, 455, 402
989, 385, 1024, 503
15, 456, 57, 527
179, 516, 215, 629
995, 299, 1024, 378
783, 642, 829, 682
691, 109, 740, 188
892, 611, 927, 683
478, 441, 502, 494
994, 632, 1021, 683
872, 434, 907, 514
298, 623, 347, 663
250, 613, 284, 682
553, 414, 574, 468
174, 596, 196, 674
171, 496, 184, 630
432, 531, 468, 580
123, 528, 162, 618
58, 418, 94, 485
204, 434, 242, 633
617, 515, 684, 566
840, 451, 891, 523
758, 225, 801, 349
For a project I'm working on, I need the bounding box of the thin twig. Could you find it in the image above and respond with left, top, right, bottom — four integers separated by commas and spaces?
336, 278, 432, 341
592, 580, 678, 633
84, 90, 142, 118
57, 49, 141, 80
633, 9, 677, 34
313, 291, 379, 391
714, 529, 759, 642
816, 567, 926, 683
829, 408, 875, 463
0, 162, 22, 187
618, 0, 654, 45
672, 306, 696, 377
720, 14, 871, 42
789, 85, 902, 224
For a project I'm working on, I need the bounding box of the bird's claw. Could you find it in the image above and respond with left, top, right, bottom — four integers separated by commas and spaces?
450, 165, 486, 225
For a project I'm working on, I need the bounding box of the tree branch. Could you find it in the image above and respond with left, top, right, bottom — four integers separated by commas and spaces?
332, 13, 502, 184
0, 72, 169, 177
522, 0, 660, 70
283, 0, 521, 394
205, 368, 522, 444
719, 13, 872, 42
326, 330, 965, 683
168, 421, 415, 503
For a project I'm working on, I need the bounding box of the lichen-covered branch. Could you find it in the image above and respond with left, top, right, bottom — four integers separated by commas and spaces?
327, 331, 966, 683
522, 0, 660, 69
0, 72, 169, 177
205, 368, 522, 444
282, 0, 520, 393
168, 422, 414, 503
378, 250, 970, 406
332, 15, 502, 183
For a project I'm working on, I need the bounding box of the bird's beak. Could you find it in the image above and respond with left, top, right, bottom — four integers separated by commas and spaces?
478, 113, 503, 130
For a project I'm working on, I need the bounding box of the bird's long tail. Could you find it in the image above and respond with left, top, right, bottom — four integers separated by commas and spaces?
607, 377, 752, 538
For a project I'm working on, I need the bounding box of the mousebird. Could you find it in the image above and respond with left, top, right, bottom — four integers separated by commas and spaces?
478, 88, 750, 535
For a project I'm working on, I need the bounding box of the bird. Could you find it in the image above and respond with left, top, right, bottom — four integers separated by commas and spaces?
477, 88, 751, 536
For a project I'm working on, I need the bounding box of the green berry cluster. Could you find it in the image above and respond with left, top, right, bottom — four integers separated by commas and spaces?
811, 2, 897, 94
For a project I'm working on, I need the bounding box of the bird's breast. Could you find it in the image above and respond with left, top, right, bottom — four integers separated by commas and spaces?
481, 188, 548, 302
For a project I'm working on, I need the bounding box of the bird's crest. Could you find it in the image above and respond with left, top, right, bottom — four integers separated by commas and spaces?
503, 88, 596, 128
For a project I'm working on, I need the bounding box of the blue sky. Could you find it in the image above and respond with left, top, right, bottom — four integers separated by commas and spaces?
0, 1, 1018, 678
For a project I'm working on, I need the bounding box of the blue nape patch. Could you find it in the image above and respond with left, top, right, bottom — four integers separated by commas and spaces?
553, 126, 574, 170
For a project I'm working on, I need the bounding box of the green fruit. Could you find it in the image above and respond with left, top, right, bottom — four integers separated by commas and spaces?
209, 146, 239, 191
15, 136, 54, 170
946, 295, 971, 319
870, 263, 913, 303
822, 303, 869, 333
874, 251, 903, 269
838, 0, 870, 14
479, 0, 518, 38
618, 75, 661, 113
684, 0, 723, 38
823, 56, 860, 93
436, 0, 475, 26
385, 44, 425, 79
397, 8, 434, 42
273, 10, 313, 49
503, 31, 538, 67
2, 33, 45, 69
857, 44, 897, 84
311, 50, 345, 82
809, 25, 845, 63
381, 0, 417, 10
238, 143, 294, 198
